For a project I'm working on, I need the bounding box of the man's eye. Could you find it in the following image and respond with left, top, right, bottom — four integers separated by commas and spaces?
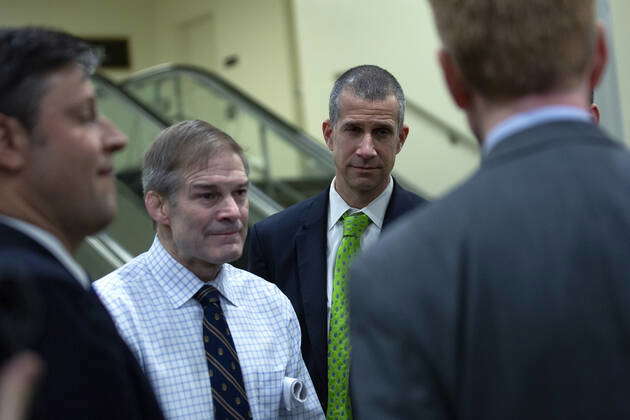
74, 104, 98, 122
77, 111, 96, 123
199, 193, 216, 200
235, 189, 248, 197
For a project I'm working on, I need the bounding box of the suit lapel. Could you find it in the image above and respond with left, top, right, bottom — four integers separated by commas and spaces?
295, 190, 329, 376
383, 180, 417, 230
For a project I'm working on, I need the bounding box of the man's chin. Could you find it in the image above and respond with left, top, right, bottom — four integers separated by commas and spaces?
350, 178, 385, 193
219, 246, 244, 264
81, 201, 117, 236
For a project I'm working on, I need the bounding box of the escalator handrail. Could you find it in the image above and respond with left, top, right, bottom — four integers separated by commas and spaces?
84, 233, 130, 271
93, 73, 173, 128
121, 64, 335, 173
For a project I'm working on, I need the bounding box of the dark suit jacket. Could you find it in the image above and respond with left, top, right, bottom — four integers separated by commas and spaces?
350, 121, 630, 419
247, 180, 426, 409
0, 223, 165, 420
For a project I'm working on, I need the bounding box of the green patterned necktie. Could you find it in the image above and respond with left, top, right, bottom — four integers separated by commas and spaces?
328, 211, 371, 420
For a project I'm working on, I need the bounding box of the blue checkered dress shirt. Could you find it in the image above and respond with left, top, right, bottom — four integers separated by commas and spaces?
93, 237, 324, 420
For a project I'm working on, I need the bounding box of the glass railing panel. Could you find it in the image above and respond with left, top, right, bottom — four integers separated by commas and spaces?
93, 76, 164, 173
76, 240, 121, 280
123, 68, 336, 206
125, 73, 271, 164
103, 180, 155, 256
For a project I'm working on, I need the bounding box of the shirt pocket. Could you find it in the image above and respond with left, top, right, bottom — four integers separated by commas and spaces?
251, 368, 284, 419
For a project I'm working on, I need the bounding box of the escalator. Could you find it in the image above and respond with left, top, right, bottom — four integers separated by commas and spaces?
75, 73, 284, 279
121, 64, 337, 208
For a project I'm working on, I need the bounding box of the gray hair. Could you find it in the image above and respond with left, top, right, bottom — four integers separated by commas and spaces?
329, 65, 406, 129
142, 120, 249, 202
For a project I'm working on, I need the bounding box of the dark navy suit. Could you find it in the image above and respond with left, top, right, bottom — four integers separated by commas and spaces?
0, 223, 165, 420
247, 180, 426, 410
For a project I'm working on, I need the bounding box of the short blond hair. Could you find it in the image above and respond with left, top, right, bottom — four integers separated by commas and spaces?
428, 0, 597, 99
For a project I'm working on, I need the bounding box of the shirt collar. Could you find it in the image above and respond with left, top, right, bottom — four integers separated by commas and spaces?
0, 215, 90, 288
328, 176, 393, 231
147, 236, 241, 309
483, 106, 592, 154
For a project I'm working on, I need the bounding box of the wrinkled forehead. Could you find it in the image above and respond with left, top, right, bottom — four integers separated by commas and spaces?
336, 93, 399, 125
178, 149, 247, 185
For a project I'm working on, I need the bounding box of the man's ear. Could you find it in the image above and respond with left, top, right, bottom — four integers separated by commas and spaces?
438, 49, 473, 110
396, 125, 409, 154
322, 119, 335, 151
0, 113, 29, 171
589, 23, 608, 92
590, 103, 601, 125
144, 191, 171, 227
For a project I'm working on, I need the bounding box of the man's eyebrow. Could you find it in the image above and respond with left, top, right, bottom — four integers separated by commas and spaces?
190, 183, 218, 191
190, 181, 249, 190
67, 95, 95, 112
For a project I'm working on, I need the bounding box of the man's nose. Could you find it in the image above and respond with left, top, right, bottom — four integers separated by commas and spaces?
100, 116, 128, 153
218, 195, 241, 220
356, 135, 377, 158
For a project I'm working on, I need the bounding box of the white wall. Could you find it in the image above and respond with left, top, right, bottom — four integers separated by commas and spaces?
0, 0, 158, 78
609, 0, 630, 144
152, 0, 300, 125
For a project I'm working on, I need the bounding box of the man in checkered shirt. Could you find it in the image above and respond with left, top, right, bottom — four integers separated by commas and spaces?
94, 120, 324, 420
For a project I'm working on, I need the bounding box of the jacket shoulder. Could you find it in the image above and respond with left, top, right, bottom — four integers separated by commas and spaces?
252, 189, 328, 232
394, 181, 428, 206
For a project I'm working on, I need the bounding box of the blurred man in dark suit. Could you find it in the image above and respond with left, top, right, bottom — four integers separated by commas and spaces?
351, 1, 630, 419
0, 27, 164, 420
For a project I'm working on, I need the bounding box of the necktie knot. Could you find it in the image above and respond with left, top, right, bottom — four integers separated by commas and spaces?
342, 211, 371, 238
194, 285, 221, 308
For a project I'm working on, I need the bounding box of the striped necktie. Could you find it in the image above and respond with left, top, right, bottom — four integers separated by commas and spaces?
195, 285, 252, 420
328, 211, 371, 419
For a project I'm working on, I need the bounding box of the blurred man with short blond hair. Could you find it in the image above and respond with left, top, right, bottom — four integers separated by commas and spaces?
351, 1, 630, 419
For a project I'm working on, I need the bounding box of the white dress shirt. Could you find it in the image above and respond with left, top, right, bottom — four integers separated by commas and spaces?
326, 177, 393, 326
0, 215, 90, 288
483, 105, 592, 154
93, 237, 324, 420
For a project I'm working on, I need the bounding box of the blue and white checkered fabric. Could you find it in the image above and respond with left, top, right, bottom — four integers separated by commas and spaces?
93, 237, 324, 420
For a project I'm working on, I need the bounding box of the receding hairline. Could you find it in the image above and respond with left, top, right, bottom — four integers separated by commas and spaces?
333, 88, 401, 125
328, 64, 406, 129
178, 143, 248, 179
